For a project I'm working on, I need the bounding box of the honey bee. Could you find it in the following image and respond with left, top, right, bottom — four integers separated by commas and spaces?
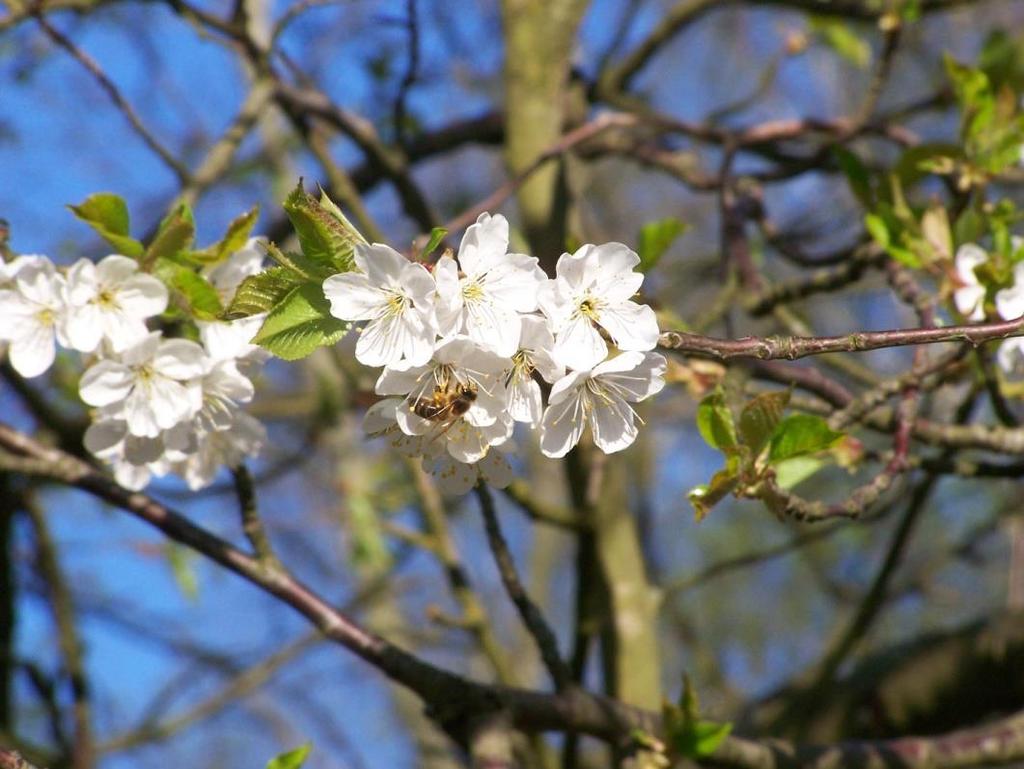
411, 381, 478, 424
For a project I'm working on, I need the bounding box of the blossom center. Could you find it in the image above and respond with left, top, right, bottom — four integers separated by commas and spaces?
576, 294, 603, 321
462, 279, 485, 303
384, 291, 410, 318
97, 289, 119, 310
35, 307, 55, 327
135, 364, 155, 385
509, 349, 534, 381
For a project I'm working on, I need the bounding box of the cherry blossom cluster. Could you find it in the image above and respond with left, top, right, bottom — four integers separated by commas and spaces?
0, 243, 269, 490
953, 240, 1024, 373
323, 213, 666, 495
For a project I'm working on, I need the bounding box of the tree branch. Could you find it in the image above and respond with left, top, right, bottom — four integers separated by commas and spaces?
660, 315, 1024, 361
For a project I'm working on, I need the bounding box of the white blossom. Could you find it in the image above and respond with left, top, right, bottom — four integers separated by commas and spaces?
0, 257, 70, 377
997, 338, 1024, 374
365, 396, 512, 493
429, 449, 513, 496
375, 336, 507, 439
323, 243, 437, 367
996, 262, 1024, 321
83, 418, 168, 491
63, 254, 168, 352
79, 332, 208, 438
539, 243, 660, 371
953, 243, 989, 321
434, 213, 546, 356
203, 237, 265, 302
174, 411, 266, 491
363, 397, 441, 459
505, 315, 564, 426
0, 255, 47, 287
192, 358, 255, 433
540, 351, 666, 458
198, 237, 269, 365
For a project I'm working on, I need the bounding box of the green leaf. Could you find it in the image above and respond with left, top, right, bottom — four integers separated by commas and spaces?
265, 744, 312, 769
349, 493, 392, 572
253, 282, 350, 360
979, 30, 1024, 92
637, 218, 688, 273
895, 143, 962, 187
679, 673, 699, 719
153, 258, 223, 320
67, 192, 144, 257
696, 389, 737, 450
921, 204, 952, 261
166, 544, 198, 601
773, 455, 826, 490
418, 227, 448, 260
283, 182, 364, 273
143, 204, 195, 270
265, 241, 332, 282
833, 147, 872, 208
686, 720, 733, 758
768, 414, 843, 463
810, 16, 870, 69
223, 267, 302, 320
187, 206, 259, 265
663, 676, 732, 760
738, 391, 790, 454
864, 212, 891, 249
954, 205, 986, 246
688, 468, 739, 522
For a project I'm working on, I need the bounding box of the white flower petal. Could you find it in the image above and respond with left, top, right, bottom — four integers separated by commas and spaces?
199, 315, 265, 361
540, 392, 586, 458
8, 322, 55, 378
355, 243, 409, 288
507, 373, 543, 425
479, 450, 513, 489
589, 242, 643, 302
431, 455, 479, 495
445, 421, 492, 463
458, 213, 510, 276
375, 362, 429, 396
433, 255, 463, 336
64, 304, 103, 352
364, 398, 401, 435
116, 273, 169, 318
553, 315, 607, 371
463, 296, 521, 356
323, 273, 384, 321
401, 262, 437, 309
79, 361, 134, 406
153, 339, 207, 379
64, 259, 97, 305
553, 245, 599, 292
594, 351, 667, 401
996, 263, 1024, 320
84, 420, 127, 458
120, 332, 162, 366
999, 337, 1024, 374
478, 254, 545, 313
95, 254, 139, 283
589, 393, 638, 454
597, 301, 659, 352
954, 284, 986, 320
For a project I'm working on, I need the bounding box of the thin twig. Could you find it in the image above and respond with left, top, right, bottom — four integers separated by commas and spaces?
230, 464, 279, 569
35, 15, 189, 183
474, 484, 571, 691
660, 315, 1024, 361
